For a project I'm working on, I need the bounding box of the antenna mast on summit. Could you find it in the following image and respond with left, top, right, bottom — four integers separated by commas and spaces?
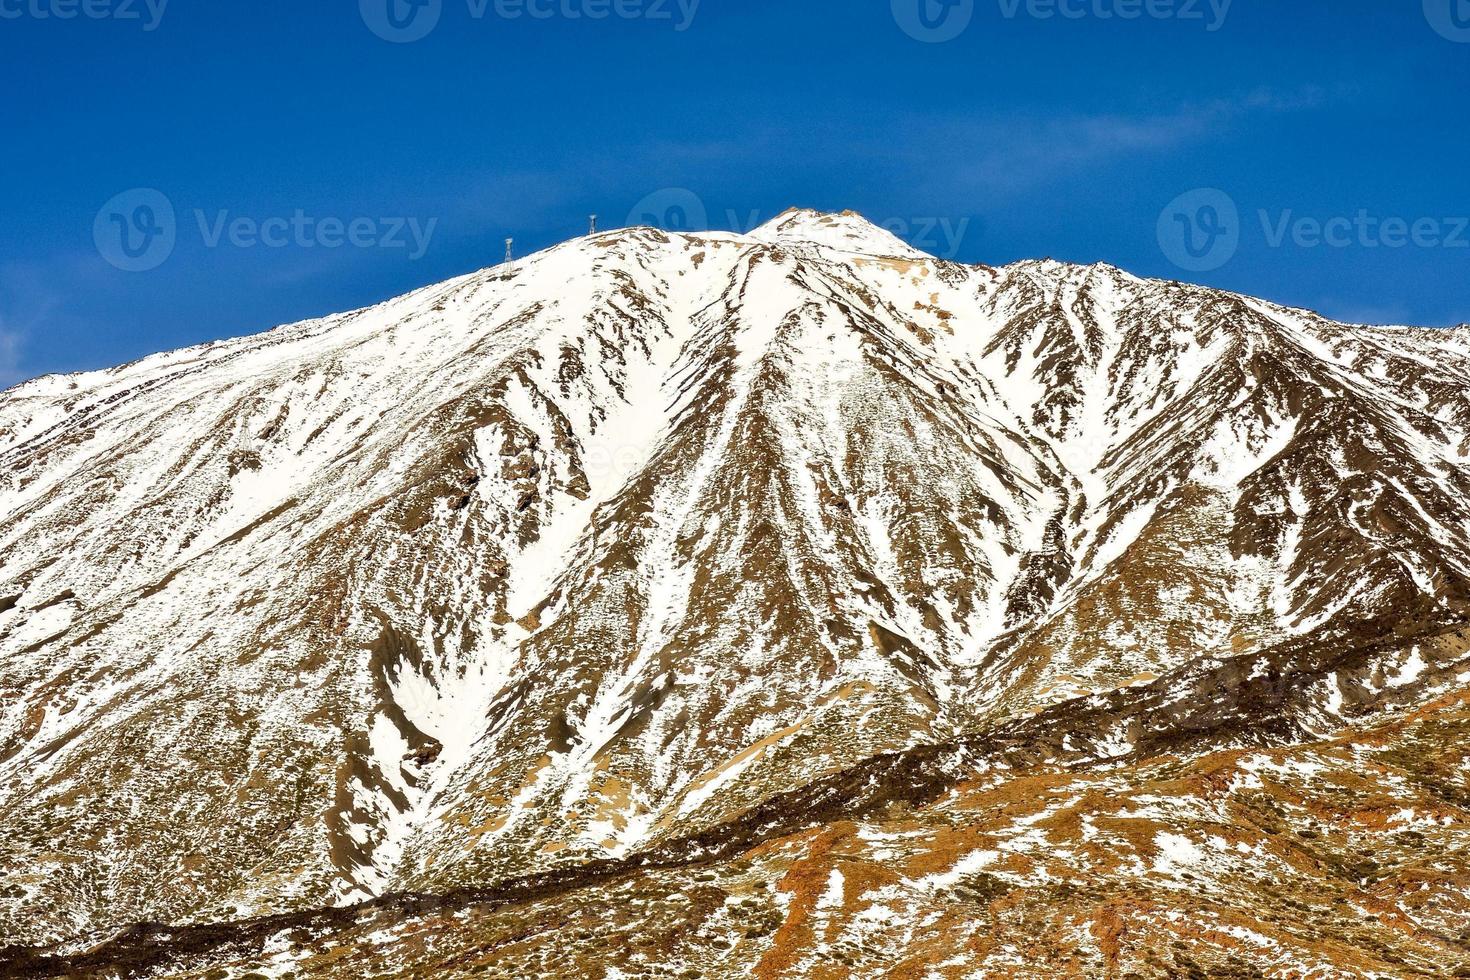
504, 238, 514, 263
588, 214, 598, 235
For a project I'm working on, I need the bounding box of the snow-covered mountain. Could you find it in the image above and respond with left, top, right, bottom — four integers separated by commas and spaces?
4, 209, 1469, 977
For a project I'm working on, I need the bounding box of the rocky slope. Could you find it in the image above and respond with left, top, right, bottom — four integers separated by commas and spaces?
1, 209, 1468, 977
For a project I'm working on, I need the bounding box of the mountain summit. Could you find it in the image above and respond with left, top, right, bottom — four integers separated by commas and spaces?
747, 207, 927, 257
3, 211, 1470, 977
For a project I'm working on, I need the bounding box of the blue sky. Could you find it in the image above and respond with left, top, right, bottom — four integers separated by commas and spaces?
2, 0, 1468, 387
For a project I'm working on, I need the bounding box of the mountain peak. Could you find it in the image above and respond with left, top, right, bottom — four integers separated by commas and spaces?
749, 207, 929, 259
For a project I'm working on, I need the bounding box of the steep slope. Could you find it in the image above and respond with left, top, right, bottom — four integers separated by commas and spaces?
20, 688, 1468, 980
1, 209, 1468, 972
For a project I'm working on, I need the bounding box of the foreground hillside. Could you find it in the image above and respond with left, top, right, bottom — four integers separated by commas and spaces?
12, 690, 1469, 977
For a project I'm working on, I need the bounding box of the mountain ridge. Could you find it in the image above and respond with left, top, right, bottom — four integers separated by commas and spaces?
2, 209, 1469, 977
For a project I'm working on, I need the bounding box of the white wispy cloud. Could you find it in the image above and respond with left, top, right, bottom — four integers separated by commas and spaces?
0, 261, 62, 391
922, 86, 1331, 194
564, 86, 1334, 210
0, 324, 23, 393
